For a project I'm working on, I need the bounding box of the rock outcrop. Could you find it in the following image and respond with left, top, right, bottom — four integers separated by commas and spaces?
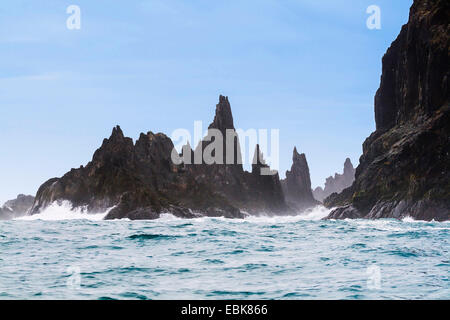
183, 96, 289, 215
313, 158, 355, 202
281, 147, 319, 211
30, 95, 289, 220
325, 0, 450, 221
0, 194, 35, 220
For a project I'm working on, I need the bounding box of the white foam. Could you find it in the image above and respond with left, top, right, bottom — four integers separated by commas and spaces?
402, 216, 418, 223
177, 206, 331, 224
16, 201, 111, 221
123, 206, 331, 225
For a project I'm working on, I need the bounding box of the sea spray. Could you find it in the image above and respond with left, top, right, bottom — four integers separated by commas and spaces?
16, 201, 111, 221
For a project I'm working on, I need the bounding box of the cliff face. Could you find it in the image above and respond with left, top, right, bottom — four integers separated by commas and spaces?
0, 194, 35, 220
325, 0, 450, 221
30, 95, 288, 220
281, 148, 319, 210
313, 158, 355, 202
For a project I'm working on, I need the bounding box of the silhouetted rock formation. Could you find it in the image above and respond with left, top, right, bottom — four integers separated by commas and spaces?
246, 145, 286, 213
0, 194, 35, 220
325, 0, 450, 221
30, 95, 288, 220
313, 158, 355, 202
281, 147, 319, 211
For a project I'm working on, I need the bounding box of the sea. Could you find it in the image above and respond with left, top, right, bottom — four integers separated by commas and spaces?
0, 202, 448, 300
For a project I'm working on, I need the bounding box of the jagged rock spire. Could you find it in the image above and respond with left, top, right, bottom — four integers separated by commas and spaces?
282, 146, 318, 210
199, 95, 242, 168
110, 125, 125, 141
292, 146, 307, 165
288, 147, 312, 187
209, 95, 235, 132
252, 144, 268, 175
343, 158, 354, 176
93, 125, 134, 164
252, 144, 267, 166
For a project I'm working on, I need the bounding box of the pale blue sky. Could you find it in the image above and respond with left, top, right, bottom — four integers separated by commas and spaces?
0, 0, 412, 204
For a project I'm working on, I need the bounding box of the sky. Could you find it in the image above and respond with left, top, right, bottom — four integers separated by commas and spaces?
0, 0, 413, 204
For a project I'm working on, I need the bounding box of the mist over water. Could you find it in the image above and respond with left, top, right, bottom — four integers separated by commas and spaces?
1, 204, 448, 300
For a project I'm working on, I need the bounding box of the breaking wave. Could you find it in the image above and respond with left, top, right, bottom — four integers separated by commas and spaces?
16, 201, 111, 221
16, 202, 331, 222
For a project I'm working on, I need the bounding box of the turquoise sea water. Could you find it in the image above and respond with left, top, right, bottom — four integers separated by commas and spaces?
0, 205, 448, 300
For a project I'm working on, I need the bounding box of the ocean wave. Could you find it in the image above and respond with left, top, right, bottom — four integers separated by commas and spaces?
242, 206, 331, 223
154, 206, 332, 224
16, 202, 447, 227
16, 201, 111, 221
2, 205, 449, 300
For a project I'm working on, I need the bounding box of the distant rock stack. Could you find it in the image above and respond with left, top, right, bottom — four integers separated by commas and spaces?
281, 147, 319, 211
325, 0, 450, 221
313, 158, 355, 202
0, 194, 34, 220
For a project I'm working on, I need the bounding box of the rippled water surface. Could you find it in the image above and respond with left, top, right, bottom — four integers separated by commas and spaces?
0, 207, 448, 299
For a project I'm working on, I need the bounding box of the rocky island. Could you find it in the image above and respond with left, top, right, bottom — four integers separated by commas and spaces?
29, 96, 318, 220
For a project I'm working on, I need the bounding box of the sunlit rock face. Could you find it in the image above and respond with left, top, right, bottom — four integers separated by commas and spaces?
325, 0, 450, 221
30, 95, 289, 220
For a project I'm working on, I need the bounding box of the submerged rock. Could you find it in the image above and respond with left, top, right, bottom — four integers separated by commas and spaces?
313, 158, 355, 202
325, 0, 450, 221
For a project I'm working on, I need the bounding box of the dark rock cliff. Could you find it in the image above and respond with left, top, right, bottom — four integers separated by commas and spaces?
325, 0, 450, 221
313, 158, 355, 202
281, 147, 319, 211
30, 95, 289, 220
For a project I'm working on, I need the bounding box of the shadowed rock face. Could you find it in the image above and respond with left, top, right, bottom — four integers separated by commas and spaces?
30, 95, 289, 220
325, 0, 450, 221
0, 194, 35, 220
313, 158, 355, 202
281, 148, 319, 211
